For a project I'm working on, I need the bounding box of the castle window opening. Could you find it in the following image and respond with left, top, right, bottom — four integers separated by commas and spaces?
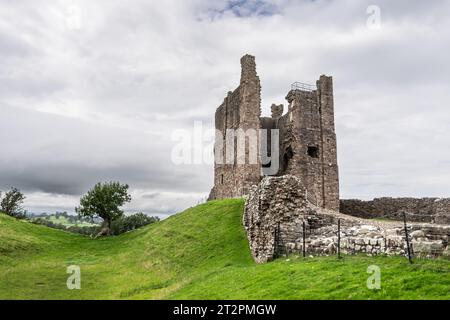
308, 146, 319, 158
221, 174, 224, 184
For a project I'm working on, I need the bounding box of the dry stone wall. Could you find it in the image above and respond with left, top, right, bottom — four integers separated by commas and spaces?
340, 198, 450, 224
244, 175, 450, 263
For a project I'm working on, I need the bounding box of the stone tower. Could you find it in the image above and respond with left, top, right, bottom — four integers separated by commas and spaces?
209, 55, 339, 211
210, 55, 262, 199
279, 77, 339, 210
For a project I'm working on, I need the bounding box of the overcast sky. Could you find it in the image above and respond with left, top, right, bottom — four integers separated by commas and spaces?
1, 0, 449, 217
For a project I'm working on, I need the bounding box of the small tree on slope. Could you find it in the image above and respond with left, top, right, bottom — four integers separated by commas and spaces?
75, 182, 131, 238
0, 187, 26, 218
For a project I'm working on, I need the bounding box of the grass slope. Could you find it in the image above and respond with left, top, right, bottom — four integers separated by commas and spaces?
0, 199, 449, 300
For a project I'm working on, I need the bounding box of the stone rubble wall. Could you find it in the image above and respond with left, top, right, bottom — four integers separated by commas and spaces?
245, 175, 450, 263
243, 175, 308, 263
340, 198, 450, 224
434, 198, 450, 224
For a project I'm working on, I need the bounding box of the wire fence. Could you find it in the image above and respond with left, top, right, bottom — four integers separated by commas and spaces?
273, 212, 448, 265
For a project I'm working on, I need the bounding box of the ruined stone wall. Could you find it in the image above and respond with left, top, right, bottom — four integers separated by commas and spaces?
433, 199, 450, 224
245, 176, 450, 263
243, 175, 308, 263
281, 90, 323, 208
211, 55, 261, 199
317, 76, 340, 211
340, 198, 450, 224
273, 76, 339, 211
236, 55, 262, 195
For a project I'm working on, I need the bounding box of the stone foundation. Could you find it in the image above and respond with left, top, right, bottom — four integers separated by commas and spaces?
244, 175, 450, 263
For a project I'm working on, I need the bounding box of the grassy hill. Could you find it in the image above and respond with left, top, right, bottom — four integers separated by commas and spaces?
0, 199, 449, 300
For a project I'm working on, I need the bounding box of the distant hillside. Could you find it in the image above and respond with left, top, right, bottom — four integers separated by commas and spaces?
28, 213, 99, 228
0, 200, 449, 300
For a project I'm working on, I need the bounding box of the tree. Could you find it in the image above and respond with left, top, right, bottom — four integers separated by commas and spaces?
75, 182, 131, 237
0, 187, 26, 218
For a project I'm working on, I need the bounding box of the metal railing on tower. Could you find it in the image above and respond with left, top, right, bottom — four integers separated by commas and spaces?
291, 82, 315, 92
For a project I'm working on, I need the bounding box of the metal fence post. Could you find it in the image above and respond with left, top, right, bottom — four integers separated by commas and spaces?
302, 221, 306, 258
276, 222, 281, 258
337, 219, 341, 259
403, 212, 413, 264
273, 222, 279, 259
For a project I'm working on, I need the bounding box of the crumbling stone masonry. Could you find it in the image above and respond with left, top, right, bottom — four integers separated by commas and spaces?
244, 175, 450, 263
209, 55, 339, 211
209, 55, 262, 200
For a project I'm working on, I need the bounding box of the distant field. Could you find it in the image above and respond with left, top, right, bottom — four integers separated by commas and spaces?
0, 200, 449, 300
30, 215, 98, 227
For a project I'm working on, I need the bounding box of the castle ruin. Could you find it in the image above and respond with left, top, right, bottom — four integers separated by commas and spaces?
209, 55, 339, 211
207, 55, 450, 263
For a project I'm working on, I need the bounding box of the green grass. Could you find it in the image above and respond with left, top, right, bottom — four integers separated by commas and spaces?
0, 199, 449, 300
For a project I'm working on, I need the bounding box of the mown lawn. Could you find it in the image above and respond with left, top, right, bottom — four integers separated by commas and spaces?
0, 199, 449, 300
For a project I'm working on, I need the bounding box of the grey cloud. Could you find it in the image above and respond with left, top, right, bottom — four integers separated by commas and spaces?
0, 105, 212, 197
0, 31, 33, 58
0, 0, 449, 215
142, 192, 160, 199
